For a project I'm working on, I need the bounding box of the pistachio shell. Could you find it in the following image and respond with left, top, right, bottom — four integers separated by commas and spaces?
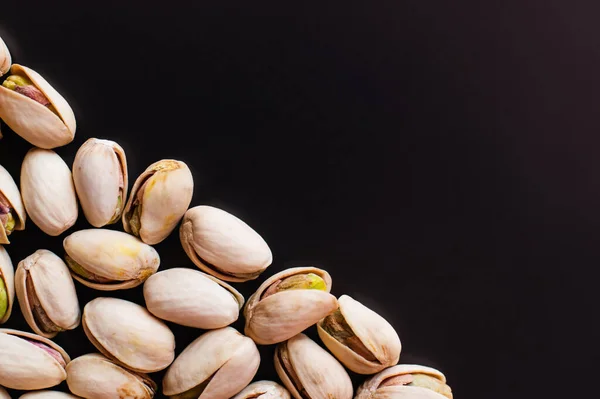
73, 138, 128, 227
232, 381, 291, 399
0, 246, 14, 324
0, 36, 10, 77
123, 160, 193, 245
355, 365, 452, 399
0, 385, 8, 399
0, 65, 75, 148
19, 391, 80, 399
0, 164, 26, 244
143, 268, 244, 329
66, 353, 156, 399
63, 229, 160, 290
244, 267, 337, 345
0, 328, 70, 390
20, 148, 78, 236
317, 295, 401, 374
179, 205, 272, 282
83, 297, 175, 373
274, 333, 353, 399
15, 249, 80, 338
162, 327, 260, 399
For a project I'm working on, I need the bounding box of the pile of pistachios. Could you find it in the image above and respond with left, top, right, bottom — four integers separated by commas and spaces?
0, 35, 453, 399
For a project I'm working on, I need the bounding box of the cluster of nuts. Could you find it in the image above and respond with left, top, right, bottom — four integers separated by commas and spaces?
0, 35, 453, 399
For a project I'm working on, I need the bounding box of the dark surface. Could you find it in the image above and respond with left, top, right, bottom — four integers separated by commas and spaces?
0, 1, 595, 398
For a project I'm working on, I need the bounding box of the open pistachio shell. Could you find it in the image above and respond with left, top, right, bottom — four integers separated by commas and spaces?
162, 327, 260, 399
0, 36, 10, 77
19, 391, 80, 399
355, 364, 453, 399
15, 249, 80, 338
274, 333, 353, 399
66, 353, 156, 399
0, 328, 70, 390
73, 138, 128, 227
0, 246, 14, 324
232, 381, 291, 399
143, 268, 244, 329
317, 295, 401, 374
179, 205, 272, 282
63, 229, 160, 291
0, 64, 75, 148
244, 267, 338, 345
0, 164, 26, 244
123, 160, 193, 245
82, 297, 175, 373
20, 148, 78, 236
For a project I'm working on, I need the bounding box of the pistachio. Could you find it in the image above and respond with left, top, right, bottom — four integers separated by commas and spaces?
244, 267, 338, 345
15, 249, 81, 338
317, 295, 401, 374
179, 205, 272, 282
0, 64, 76, 149
0, 386, 8, 399
162, 327, 260, 399
19, 391, 80, 399
122, 159, 193, 245
20, 148, 78, 236
66, 353, 156, 399
274, 333, 353, 399
232, 381, 291, 399
355, 365, 453, 399
82, 297, 175, 373
73, 138, 129, 227
143, 268, 244, 329
63, 229, 160, 290
0, 328, 70, 390
0, 36, 10, 77
0, 246, 14, 324
0, 164, 26, 244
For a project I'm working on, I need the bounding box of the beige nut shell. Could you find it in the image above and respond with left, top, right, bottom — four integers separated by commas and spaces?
19, 391, 80, 399
232, 381, 291, 399
0, 64, 75, 149
0, 245, 14, 324
0, 163, 26, 244
0, 36, 10, 77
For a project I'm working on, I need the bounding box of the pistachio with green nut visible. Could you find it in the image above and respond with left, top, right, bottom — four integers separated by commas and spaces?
15, 249, 80, 338
0, 163, 26, 244
0, 64, 75, 148
73, 138, 128, 227
66, 353, 156, 399
244, 267, 338, 345
0, 328, 70, 390
0, 245, 15, 324
63, 229, 160, 290
355, 364, 453, 399
123, 159, 193, 245
317, 295, 401, 374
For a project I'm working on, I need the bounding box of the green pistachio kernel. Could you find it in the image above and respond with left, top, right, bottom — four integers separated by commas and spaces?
0, 276, 7, 320
4, 213, 15, 233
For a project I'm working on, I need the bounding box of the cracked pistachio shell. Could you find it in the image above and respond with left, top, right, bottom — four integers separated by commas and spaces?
63, 229, 160, 291
274, 333, 353, 399
232, 381, 291, 399
0, 328, 70, 390
0, 386, 8, 399
66, 353, 156, 399
0, 246, 15, 324
162, 327, 260, 399
0, 65, 75, 148
20, 149, 78, 236
179, 205, 272, 282
143, 268, 244, 329
73, 138, 128, 227
355, 365, 453, 399
83, 297, 175, 373
317, 295, 401, 374
123, 160, 193, 245
0, 164, 26, 244
15, 249, 80, 338
0, 36, 10, 77
19, 391, 80, 399
244, 267, 337, 345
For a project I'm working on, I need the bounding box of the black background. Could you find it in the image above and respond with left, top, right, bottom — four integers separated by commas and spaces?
0, 1, 595, 398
